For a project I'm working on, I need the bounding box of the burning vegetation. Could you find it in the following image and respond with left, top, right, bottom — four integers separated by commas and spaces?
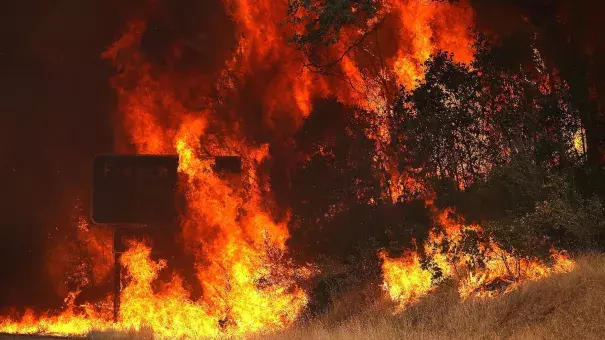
2, 0, 605, 338
380, 207, 576, 310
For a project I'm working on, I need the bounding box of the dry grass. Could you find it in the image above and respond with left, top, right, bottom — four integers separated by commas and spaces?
90, 254, 605, 339
261, 254, 605, 340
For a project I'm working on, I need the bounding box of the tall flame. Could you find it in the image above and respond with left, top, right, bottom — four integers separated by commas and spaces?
388, 0, 475, 89
0, 0, 482, 338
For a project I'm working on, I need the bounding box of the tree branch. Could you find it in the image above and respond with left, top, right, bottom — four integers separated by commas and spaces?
302, 16, 387, 71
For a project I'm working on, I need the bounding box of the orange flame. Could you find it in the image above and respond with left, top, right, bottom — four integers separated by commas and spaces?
388, 0, 475, 89
379, 250, 434, 307
0, 240, 307, 337
381, 207, 576, 310
1, 0, 477, 337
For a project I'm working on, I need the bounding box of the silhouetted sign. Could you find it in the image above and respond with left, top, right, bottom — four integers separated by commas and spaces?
91, 154, 179, 225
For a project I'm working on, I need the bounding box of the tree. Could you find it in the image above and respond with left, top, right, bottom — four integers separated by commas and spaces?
287, 0, 605, 167
479, 0, 605, 168
391, 51, 493, 188
287, 0, 380, 48
283, 98, 432, 274
392, 35, 583, 190
481, 168, 604, 258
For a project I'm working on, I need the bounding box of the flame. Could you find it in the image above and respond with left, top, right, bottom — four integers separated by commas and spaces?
0, 239, 308, 338
0, 0, 477, 337
381, 207, 576, 310
387, 0, 475, 89
379, 250, 434, 307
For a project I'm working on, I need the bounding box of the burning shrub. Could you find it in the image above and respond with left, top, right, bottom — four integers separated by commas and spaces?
440, 151, 605, 260
283, 98, 434, 316
483, 172, 604, 258
392, 35, 583, 189
4, 0, 605, 338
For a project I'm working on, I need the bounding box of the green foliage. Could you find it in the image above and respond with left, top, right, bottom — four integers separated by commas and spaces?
481, 168, 605, 258
392, 51, 495, 187
387, 34, 602, 259
393, 36, 583, 191
463, 154, 545, 221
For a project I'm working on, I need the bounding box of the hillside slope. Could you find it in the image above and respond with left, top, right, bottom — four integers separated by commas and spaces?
261, 255, 605, 340
85, 255, 605, 339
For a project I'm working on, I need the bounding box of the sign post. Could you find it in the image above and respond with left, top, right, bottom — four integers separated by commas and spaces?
90, 154, 241, 322
113, 249, 120, 322
91, 154, 179, 322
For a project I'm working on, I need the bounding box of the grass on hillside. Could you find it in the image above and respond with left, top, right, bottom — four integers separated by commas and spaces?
90, 254, 605, 340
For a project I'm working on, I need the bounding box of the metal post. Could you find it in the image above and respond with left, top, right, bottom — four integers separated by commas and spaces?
113, 229, 121, 323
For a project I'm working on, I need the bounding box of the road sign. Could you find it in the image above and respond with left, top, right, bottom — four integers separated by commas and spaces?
91, 154, 179, 225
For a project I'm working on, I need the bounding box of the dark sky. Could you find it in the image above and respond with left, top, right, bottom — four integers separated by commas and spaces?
0, 1, 127, 308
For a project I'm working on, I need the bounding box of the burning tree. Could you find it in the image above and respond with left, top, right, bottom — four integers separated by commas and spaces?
1, 0, 604, 338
